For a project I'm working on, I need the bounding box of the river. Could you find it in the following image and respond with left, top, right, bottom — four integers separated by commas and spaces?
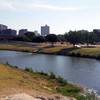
0, 50, 100, 93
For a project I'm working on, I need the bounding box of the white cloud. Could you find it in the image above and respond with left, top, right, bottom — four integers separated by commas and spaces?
0, 0, 82, 12
30, 4, 80, 11
0, 1, 15, 11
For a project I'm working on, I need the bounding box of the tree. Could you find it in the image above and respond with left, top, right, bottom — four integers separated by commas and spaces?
24, 32, 35, 41
45, 34, 58, 46
64, 30, 97, 45
65, 31, 80, 45
57, 34, 66, 42
32, 36, 46, 43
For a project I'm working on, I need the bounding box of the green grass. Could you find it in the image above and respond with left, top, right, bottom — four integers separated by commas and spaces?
56, 84, 81, 97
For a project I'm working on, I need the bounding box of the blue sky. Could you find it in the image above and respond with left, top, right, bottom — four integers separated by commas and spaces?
0, 0, 100, 34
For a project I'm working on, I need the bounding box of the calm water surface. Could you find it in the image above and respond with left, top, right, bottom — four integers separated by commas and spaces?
0, 50, 100, 92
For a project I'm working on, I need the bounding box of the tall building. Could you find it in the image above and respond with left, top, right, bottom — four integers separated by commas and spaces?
0, 24, 8, 31
41, 25, 50, 36
19, 29, 28, 36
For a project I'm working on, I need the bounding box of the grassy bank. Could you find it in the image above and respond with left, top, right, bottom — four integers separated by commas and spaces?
0, 43, 72, 54
0, 44, 37, 52
70, 48, 100, 56
0, 43, 100, 60
69, 47, 100, 59
40, 45, 72, 54
0, 64, 83, 99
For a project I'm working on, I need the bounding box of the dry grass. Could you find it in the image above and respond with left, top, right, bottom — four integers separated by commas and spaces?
70, 47, 100, 56
0, 43, 73, 54
42, 45, 73, 54
0, 64, 81, 98
0, 44, 37, 52
0, 64, 54, 96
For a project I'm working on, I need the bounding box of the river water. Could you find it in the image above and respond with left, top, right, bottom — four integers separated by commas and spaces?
0, 50, 100, 92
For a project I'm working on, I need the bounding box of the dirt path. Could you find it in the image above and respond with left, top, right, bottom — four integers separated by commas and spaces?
0, 93, 76, 100
1, 93, 40, 100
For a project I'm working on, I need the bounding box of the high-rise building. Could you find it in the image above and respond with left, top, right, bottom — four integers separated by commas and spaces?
0, 24, 8, 31
19, 29, 28, 36
41, 25, 50, 36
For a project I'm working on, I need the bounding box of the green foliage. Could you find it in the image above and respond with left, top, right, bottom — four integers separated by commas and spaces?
25, 67, 34, 73
49, 72, 56, 79
77, 93, 96, 100
45, 34, 58, 46
23, 67, 82, 98
37, 71, 48, 76
32, 36, 46, 43
57, 34, 66, 42
76, 95, 86, 100
56, 76, 67, 86
56, 86, 81, 96
24, 32, 35, 41
64, 30, 97, 45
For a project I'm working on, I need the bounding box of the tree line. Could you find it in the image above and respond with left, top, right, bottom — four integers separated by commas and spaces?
1, 30, 100, 45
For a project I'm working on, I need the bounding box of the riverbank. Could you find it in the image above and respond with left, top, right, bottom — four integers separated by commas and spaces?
0, 63, 83, 100
0, 43, 100, 60
37, 46, 100, 60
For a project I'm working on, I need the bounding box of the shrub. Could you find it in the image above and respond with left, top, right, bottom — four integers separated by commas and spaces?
57, 76, 67, 86
6, 62, 17, 68
76, 95, 86, 100
49, 72, 56, 79
56, 87, 81, 96
25, 67, 34, 73
37, 71, 48, 76
13, 66, 18, 69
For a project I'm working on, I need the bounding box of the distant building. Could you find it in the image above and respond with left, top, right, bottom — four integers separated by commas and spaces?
41, 25, 50, 36
11, 29, 17, 36
1, 29, 17, 36
93, 29, 100, 44
93, 29, 100, 33
0, 24, 8, 31
19, 29, 28, 36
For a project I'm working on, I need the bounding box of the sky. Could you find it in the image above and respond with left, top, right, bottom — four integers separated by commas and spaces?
0, 0, 100, 34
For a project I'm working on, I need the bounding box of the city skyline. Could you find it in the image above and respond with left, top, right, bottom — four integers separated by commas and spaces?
0, 0, 100, 34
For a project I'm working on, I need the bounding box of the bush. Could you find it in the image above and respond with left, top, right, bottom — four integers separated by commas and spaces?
25, 67, 34, 73
57, 76, 67, 86
77, 93, 96, 100
56, 87, 81, 96
37, 71, 48, 76
76, 95, 86, 100
6, 62, 18, 68
49, 72, 56, 79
